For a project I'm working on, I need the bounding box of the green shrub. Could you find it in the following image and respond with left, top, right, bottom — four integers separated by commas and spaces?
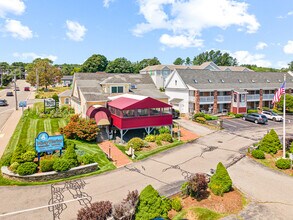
155, 139, 162, 146
52, 93, 59, 102
53, 158, 71, 172
235, 114, 243, 118
40, 159, 55, 172
135, 185, 171, 220
158, 127, 170, 134
9, 162, 20, 173
21, 151, 36, 162
290, 142, 293, 153
17, 162, 38, 176
251, 149, 265, 159
127, 137, 145, 151
158, 133, 173, 143
247, 109, 258, 113
275, 158, 290, 169
63, 146, 79, 168
258, 129, 281, 154
180, 182, 189, 195
64, 139, 76, 149
208, 162, 232, 196
1, 152, 13, 166
171, 197, 182, 212
79, 154, 95, 165
145, 135, 156, 142
193, 112, 205, 120
195, 117, 206, 124
11, 144, 26, 163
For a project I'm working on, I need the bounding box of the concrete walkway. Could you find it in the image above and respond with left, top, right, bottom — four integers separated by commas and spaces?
99, 140, 132, 167
174, 118, 216, 136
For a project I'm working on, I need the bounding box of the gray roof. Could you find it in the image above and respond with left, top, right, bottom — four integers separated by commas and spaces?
73, 72, 167, 101
58, 90, 72, 97
175, 69, 293, 91
61, 75, 73, 80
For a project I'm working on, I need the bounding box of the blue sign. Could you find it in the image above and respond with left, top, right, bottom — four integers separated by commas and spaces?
19, 101, 27, 107
35, 132, 64, 153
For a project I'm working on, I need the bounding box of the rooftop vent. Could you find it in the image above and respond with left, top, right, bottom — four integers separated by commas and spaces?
266, 79, 270, 83
251, 79, 255, 83
220, 79, 224, 83
278, 79, 282, 83
208, 79, 212, 83
238, 79, 242, 83
193, 79, 198, 83
131, 84, 137, 89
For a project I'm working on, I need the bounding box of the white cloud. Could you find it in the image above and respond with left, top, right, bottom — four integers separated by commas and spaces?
103, 0, 115, 8
0, 0, 25, 17
66, 20, 87, 41
232, 50, 271, 67
133, 0, 259, 48
215, 35, 224, 43
276, 61, 288, 69
277, 11, 293, 19
160, 34, 203, 48
255, 42, 268, 50
4, 19, 33, 40
13, 52, 58, 62
283, 40, 293, 54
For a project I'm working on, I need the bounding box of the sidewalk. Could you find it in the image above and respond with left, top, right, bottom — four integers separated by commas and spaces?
174, 118, 215, 136
99, 140, 132, 168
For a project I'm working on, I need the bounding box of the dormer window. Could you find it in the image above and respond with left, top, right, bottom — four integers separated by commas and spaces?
208, 79, 212, 83
266, 79, 270, 83
193, 79, 198, 83
220, 79, 224, 83
238, 79, 242, 83
251, 79, 255, 83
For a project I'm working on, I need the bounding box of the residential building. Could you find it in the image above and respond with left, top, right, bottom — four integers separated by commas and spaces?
165, 69, 293, 115
58, 90, 71, 106
60, 75, 73, 87
140, 62, 252, 89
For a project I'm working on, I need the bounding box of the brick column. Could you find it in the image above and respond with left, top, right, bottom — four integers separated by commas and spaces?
230, 90, 234, 112
289, 88, 292, 94
194, 90, 200, 113
259, 89, 263, 110
213, 90, 218, 114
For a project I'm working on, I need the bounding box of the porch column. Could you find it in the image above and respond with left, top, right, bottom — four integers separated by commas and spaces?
230, 90, 234, 112
259, 89, 263, 110
194, 90, 200, 113
289, 88, 292, 94
213, 90, 218, 114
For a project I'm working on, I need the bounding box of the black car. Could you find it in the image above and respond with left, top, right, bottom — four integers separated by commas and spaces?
0, 99, 8, 106
6, 91, 14, 96
172, 109, 180, 119
243, 113, 268, 124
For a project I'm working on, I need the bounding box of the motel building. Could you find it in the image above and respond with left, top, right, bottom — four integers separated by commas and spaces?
85, 94, 173, 142
164, 69, 293, 115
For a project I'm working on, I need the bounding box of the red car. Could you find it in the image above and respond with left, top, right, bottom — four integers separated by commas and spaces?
24, 87, 30, 91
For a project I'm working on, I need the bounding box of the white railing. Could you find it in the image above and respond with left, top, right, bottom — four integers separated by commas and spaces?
200, 96, 214, 103
247, 94, 260, 101
263, 94, 274, 100
217, 96, 231, 103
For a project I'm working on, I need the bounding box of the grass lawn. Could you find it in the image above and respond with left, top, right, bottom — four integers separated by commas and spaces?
36, 86, 70, 99
0, 103, 115, 185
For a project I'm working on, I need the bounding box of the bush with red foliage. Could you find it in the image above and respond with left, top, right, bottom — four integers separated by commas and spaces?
77, 201, 112, 220
187, 173, 208, 199
60, 114, 99, 142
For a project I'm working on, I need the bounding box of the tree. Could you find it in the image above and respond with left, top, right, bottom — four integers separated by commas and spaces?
106, 57, 134, 73
26, 58, 62, 89
173, 57, 185, 65
288, 61, 293, 71
11, 62, 27, 78
277, 94, 293, 111
77, 201, 112, 220
57, 63, 82, 75
81, 54, 108, 72
241, 64, 280, 72
133, 57, 161, 73
193, 50, 237, 66
187, 173, 208, 199
185, 57, 191, 65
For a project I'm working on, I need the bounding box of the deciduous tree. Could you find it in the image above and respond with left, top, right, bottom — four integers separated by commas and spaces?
173, 57, 185, 65
106, 57, 133, 73
81, 54, 108, 72
193, 50, 237, 66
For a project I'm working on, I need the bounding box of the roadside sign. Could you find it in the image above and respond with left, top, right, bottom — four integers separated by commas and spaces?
44, 98, 56, 107
35, 132, 64, 153
19, 101, 27, 107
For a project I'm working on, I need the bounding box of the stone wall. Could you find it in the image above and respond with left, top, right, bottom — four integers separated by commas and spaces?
1, 163, 98, 182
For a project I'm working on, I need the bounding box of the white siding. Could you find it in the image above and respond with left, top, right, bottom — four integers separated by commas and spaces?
165, 89, 189, 113
167, 72, 186, 89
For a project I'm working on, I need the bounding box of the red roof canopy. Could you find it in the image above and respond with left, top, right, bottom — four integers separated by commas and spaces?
108, 97, 171, 110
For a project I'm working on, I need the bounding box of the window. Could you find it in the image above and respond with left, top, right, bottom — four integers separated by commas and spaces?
111, 86, 123, 93
162, 107, 171, 115
65, 98, 69, 104
137, 109, 148, 116
175, 80, 177, 86
150, 108, 161, 116
123, 110, 135, 118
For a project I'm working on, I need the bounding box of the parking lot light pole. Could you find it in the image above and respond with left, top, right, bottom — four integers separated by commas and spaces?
14, 70, 18, 110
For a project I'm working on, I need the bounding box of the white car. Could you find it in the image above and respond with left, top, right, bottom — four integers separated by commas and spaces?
261, 110, 283, 122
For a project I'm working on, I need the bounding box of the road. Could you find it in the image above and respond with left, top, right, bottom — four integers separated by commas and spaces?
1, 122, 293, 219
0, 80, 32, 132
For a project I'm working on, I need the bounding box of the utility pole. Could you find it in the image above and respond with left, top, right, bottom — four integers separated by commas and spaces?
14, 69, 18, 110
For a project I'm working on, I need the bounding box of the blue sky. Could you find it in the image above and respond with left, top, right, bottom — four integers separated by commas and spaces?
0, 0, 293, 68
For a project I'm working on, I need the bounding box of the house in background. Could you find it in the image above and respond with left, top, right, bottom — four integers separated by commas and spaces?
70, 72, 169, 118
165, 69, 293, 115
58, 90, 71, 106
140, 62, 252, 89
60, 75, 73, 87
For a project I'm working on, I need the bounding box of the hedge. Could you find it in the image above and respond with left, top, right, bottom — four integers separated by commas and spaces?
275, 159, 290, 169
251, 149, 265, 159
53, 158, 71, 172
195, 117, 206, 124
145, 135, 156, 142
63, 146, 79, 168
17, 162, 38, 176
171, 197, 182, 212
21, 151, 36, 162
40, 159, 55, 172
79, 154, 95, 165
127, 137, 145, 151
157, 133, 173, 143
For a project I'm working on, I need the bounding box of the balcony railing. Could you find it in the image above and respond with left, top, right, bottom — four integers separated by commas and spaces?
247, 94, 260, 101
263, 94, 274, 100
217, 95, 231, 103
200, 96, 214, 104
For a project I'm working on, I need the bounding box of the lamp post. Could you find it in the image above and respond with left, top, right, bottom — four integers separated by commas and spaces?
13, 69, 18, 110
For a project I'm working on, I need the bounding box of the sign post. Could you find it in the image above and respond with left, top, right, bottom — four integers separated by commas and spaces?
19, 101, 27, 113
44, 98, 56, 113
35, 132, 64, 164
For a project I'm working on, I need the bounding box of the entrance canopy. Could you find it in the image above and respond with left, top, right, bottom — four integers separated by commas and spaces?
86, 105, 111, 126
95, 111, 110, 126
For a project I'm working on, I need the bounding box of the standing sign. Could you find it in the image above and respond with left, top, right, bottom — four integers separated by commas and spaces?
35, 132, 64, 153
19, 101, 27, 113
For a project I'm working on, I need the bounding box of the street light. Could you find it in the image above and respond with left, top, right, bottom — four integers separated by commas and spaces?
13, 68, 19, 110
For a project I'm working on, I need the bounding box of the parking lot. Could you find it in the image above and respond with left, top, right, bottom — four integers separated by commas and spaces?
219, 115, 293, 131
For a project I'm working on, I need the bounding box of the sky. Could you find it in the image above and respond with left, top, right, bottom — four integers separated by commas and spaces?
0, 0, 293, 68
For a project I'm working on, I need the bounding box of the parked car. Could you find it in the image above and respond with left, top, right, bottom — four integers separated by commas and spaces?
6, 91, 14, 96
243, 113, 268, 124
0, 99, 8, 106
24, 87, 30, 91
172, 109, 180, 119
14, 86, 20, 91
261, 110, 283, 122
